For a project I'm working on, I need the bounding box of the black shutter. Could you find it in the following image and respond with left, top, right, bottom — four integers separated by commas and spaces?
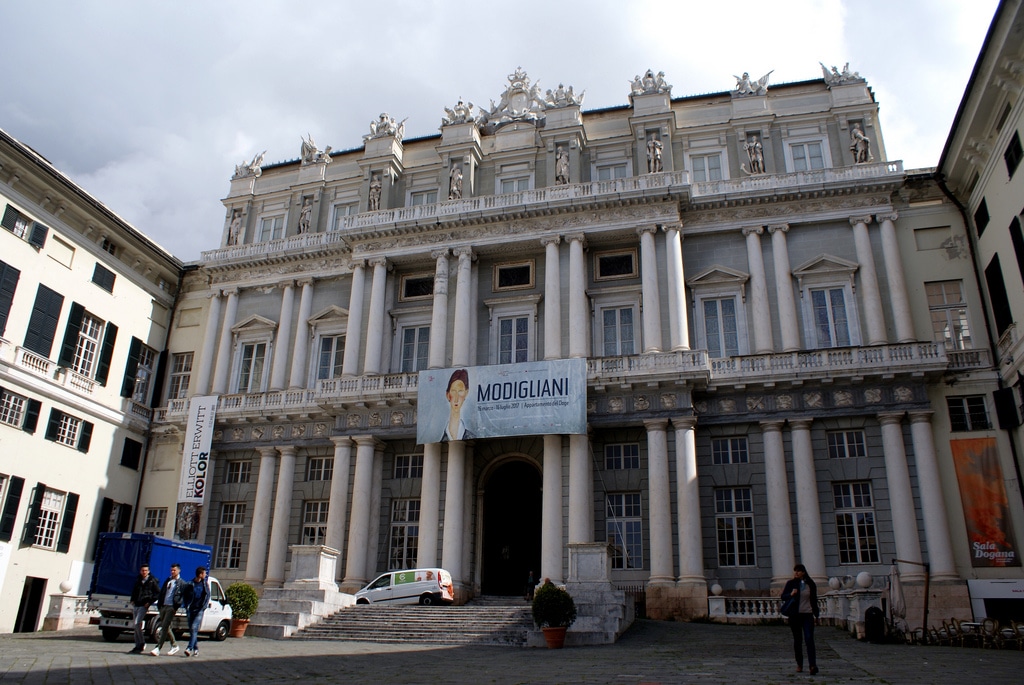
44, 409, 62, 442
77, 421, 93, 453
1, 205, 18, 231
58, 302, 85, 367
56, 492, 78, 553
27, 222, 48, 249
91, 263, 115, 293
94, 322, 117, 385
121, 437, 143, 470
23, 284, 64, 357
20, 483, 45, 547
150, 350, 168, 409
0, 260, 19, 337
121, 337, 143, 398
97, 497, 113, 534
0, 476, 24, 542
22, 399, 41, 433
116, 504, 133, 532
985, 256, 1014, 335
994, 387, 1021, 429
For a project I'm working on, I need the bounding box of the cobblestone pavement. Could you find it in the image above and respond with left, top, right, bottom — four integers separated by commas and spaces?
0, 621, 1021, 684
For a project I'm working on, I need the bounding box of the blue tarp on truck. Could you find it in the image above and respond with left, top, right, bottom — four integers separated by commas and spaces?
90, 532, 212, 596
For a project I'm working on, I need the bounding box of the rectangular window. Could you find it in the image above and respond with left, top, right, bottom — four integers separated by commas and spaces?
237, 342, 267, 393
307, 457, 333, 481
91, 263, 116, 293
791, 142, 825, 171
394, 454, 424, 479
71, 312, 104, 378
302, 501, 329, 545
494, 262, 534, 291
56, 413, 81, 447
400, 274, 434, 301
703, 298, 739, 358
331, 203, 357, 231
33, 489, 65, 549
215, 503, 246, 569
1005, 130, 1023, 178
690, 154, 723, 182
985, 255, 1014, 335
601, 306, 635, 356
400, 326, 430, 373
595, 250, 637, 281
44, 409, 92, 452
388, 499, 420, 570
168, 352, 193, 400
101, 238, 117, 256
131, 345, 156, 403
833, 482, 880, 563
498, 315, 530, 364
827, 430, 866, 459
410, 190, 437, 206
258, 216, 284, 242
1, 205, 47, 248
712, 437, 749, 464
715, 487, 755, 566
606, 493, 642, 569
605, 443, 640, 470
926, 281, 972, 351
225, 460, 251, 484
317, 335, 345, 380
810, 287, 851, 348
0, 390, 26, 428
499, 177, 530, 194
974, 198, 990, 236
143, 507, 166, 535
120, 438, 143, 470
596, 164, 628, 181
947, 395, 992, 431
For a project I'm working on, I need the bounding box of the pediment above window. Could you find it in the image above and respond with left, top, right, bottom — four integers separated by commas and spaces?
686, 264, 750, 289
308, 305, 349, 326
792, 254, 859, 289
231, 314, 277, 336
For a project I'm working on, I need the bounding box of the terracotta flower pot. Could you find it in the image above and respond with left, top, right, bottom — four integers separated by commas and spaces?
542, 626, 567, 649
229, 618, 250, 638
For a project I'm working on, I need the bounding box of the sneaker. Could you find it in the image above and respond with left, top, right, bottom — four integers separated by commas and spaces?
184, 649, 192, 657
129, 647, 143, 654
191, 651, 199, 657
168, 646, 179, 655
150, 647, 160, 656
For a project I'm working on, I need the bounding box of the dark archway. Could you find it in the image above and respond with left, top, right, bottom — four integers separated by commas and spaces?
481, 460, 542, 596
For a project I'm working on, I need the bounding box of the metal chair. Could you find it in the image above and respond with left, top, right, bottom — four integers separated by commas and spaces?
980, 618, 1002, 649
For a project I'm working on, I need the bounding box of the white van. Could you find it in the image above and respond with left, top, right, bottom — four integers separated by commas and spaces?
354, 568, 454, 606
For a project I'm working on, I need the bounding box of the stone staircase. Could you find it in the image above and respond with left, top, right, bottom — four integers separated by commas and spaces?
292, 597, 535, 647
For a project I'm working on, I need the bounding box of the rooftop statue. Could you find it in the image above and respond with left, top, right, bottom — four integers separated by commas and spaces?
629, 69, 672, 99
365, 113, 407, 142
479, 67, 547, 132
543, 83, 585, 108
732, 70, 773, 97
300, 135, 332, 166
232, 150, 265, 179
442, 98, 476, 127
820, 61, 864, 86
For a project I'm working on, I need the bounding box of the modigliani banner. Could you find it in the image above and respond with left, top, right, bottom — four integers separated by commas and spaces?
950, 437, 1020, 567
176, 395, 218, 540
417, 359, 586, 444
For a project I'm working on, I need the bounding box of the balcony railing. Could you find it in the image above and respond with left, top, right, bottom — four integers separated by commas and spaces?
690, 160, 903, 199
201, 229, 348, 263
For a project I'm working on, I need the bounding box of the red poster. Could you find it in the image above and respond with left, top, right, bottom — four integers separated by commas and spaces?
950, 438, 1020, 567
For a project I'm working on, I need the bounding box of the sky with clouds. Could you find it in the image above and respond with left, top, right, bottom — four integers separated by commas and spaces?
0, 0, 1000, 261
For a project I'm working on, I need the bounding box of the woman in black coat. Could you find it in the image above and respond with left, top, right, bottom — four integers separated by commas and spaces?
781, 564, 819, 675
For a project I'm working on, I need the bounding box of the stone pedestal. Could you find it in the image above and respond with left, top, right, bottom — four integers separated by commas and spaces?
567, 542, 614, 590
42, 594, 91, 631
285, 545, 339, 591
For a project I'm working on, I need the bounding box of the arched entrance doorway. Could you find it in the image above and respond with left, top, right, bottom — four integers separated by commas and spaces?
481, 460, 542, 596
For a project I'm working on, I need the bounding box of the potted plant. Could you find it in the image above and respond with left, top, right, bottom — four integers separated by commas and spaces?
531, 580, 577, 649
225, 582, 259, 637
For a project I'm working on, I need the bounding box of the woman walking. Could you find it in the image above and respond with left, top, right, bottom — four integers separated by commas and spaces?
782, 564, 819, 675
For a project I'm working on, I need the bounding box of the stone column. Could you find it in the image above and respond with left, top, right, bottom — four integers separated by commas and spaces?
362, 258, 389, 375
211, 288, 239, 395
288, 279, 314, 388
645, 420, 673, 583
878, 412, 925, 580
850, 215, 887, 345
768, 225, 800, 352
441, 441, 467, 583
264, 445, 297, 587
638, 226, 663, 353
568, 432, 592, 543
673, 417, 703, 582
542, 237, 562, 360
195, 291, 222, 395
342, 436, 378, 591
762, 420, 796, 585
790, 420, 826, 582
663, 223, 689, 350
270, 281, 295, 391
877, 212, 914, 343
342, 260, 366, 376
451, 248, 474, 367
243, 446, 278, 585
417, 442, 442, 568
744, 227, 773, 353
908, 411, 958, 580
542, 434, 564, 584
567, 233, 588, 358
325, 437, 353, 564
428, 249, 450, 369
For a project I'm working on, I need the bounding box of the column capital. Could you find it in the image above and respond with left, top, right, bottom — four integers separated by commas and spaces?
566, 232, 587, 246
296, 278, 315, 288
908, 410, 935, 425
277, 445, 298, 458
368, 257, 390, 270
257, 446, 279, 459
849, 215, 873, 226
206, 291, 222, 301
789, 418, 813, 431
643, 418, 669, 431
278, 279, 296, 291
430, 249, 450, 261
329, 435, 354, 448
877, 411, 906, 426
767, 223, 789, 234
876, 211, 899, 224
348, 259, 366, 271
661, 221, 683, 234
353, 434, 384, 449
759, 419, 785, 432
540, 235, 561, 247
670, 415, 697, 430
221, 287, 240, 297
742, 226, 764, 237
637, 225, 659, 237
453, 246, 475, 260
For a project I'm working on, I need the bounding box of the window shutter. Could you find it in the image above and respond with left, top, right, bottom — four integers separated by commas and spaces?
77, 421, 94, 453
1, 205, 18, 231
28, 222, 48, 249
97, 497, 113, 534
0, 260, 20, 337
121, 437, 143, 470
22, 399, 41, 433
23, 284, 64, 357
116, 504, 133, 532
56, 492, 78, 553
94, 322, 117, 385
0, 476, 24, 542
121, 337, 143, 398
150, 350, 168, 408
58, 302, 85, 367
91, 263, 115, 293
20, 483, 45, 547
44, 409, 62, 441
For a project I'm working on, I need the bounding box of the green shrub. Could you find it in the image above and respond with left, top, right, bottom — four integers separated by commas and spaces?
531, 582, 577, 628
225, 582, 259, 620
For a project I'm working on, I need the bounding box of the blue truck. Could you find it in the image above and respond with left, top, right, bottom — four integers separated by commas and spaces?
88, 533, 232, 642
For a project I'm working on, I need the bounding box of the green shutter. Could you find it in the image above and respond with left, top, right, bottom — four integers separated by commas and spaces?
56, 492, 78, 553
23, 284, 64, 357
0, 260, 20, 337
20, 483, 45, 547
77, 421, 93, 453
44, 409, 62, 442
0, 476, 24, 542
22, 399, 41, 433
121, 337, 143, 398
94, 322, 117, 385
58, 302, 85, 367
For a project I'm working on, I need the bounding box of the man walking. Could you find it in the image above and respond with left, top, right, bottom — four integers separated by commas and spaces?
151, 563, 184, 656
184, 566, 210, 657
128, 564, 160, 654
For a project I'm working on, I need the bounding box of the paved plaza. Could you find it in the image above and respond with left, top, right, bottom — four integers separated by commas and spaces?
1, 620, 1021, 684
